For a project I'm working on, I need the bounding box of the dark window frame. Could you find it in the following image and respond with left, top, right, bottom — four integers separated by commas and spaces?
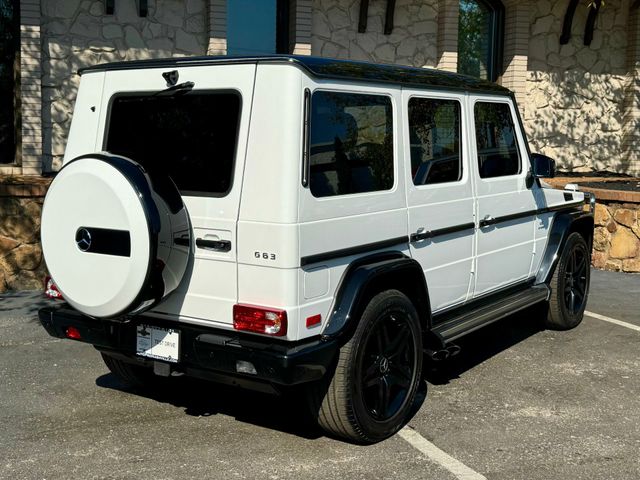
458, 0, 505, 82
473, 99, 522, 180
275, 0, 290, 54
407, 95, 464, 187
304, 89, 396, 198
0, 0, 20, 165
102, 89, 243, 198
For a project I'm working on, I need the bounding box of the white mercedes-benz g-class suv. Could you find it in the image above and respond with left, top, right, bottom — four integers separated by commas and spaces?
39, 55, 594, 444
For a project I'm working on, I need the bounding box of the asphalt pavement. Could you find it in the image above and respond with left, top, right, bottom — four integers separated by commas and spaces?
1, 269, 639, 480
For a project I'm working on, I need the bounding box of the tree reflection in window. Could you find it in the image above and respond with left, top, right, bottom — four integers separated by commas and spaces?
0, 0, 18, 164
458, 0, 504, 82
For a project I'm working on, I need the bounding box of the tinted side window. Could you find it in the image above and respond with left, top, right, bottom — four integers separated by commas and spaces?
106, 92, 241, 196
309, 91, 393, 198
408, 98, 462, 185
474, 102, 520, 179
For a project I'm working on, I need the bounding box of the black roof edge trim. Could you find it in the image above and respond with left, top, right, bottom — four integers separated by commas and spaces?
78, 55, 511, 96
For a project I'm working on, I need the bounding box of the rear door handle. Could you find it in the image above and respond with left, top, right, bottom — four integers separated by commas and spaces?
196, 238, 231, 252
410, 228, 432, 242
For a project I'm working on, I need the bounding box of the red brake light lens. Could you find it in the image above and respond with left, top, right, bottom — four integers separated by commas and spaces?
233, 304, 287, 336
44, 276, 64, 300
65, 326, 81, 340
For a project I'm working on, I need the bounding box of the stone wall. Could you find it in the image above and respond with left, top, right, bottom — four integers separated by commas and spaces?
311, 0, 439, 67
0, 177, 50, 292
41, 0, 208, 171
525, 0, 629, 173
592, 201, 640, 273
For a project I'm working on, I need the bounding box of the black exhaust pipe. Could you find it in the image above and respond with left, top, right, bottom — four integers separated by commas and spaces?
424, 348, 450, 361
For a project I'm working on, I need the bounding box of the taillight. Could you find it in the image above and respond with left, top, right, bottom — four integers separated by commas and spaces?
233, 304, 287, 336
44, 276, 63, 300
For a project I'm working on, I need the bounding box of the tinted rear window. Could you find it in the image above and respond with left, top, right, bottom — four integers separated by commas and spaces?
308, 91, 394, 198
105, 92, 241, 196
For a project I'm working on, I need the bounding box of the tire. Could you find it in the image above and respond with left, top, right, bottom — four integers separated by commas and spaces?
308, 290, 423, 444
101, 353, 162, 389
545, 232, 591, 330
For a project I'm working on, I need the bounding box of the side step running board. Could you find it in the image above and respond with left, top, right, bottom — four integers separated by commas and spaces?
432, 284, 550, 343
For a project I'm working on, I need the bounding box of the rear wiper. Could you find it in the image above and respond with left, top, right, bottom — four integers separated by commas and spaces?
154, 81, 195, 97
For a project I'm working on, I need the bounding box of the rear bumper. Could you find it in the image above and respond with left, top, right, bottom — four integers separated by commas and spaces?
38, 306, 338, 393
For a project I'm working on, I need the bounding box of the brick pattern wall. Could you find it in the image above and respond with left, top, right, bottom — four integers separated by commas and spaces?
502, 0, 529, 109
20, 0, 42, 176
436, 0, 457, 72
622, 7, 640, 176
207, 0, 227, 55
290, 0, 312, 55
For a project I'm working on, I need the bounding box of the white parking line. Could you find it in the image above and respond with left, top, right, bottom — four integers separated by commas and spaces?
585, 310, 640, 332
399, 426, 487, 480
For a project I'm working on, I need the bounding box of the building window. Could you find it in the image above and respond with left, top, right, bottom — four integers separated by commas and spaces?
0, 0, 19, 164
227, 0, 290, 55
458, 0, 504, 82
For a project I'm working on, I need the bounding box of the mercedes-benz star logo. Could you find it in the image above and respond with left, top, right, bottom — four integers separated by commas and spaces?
75, 228, 92, 252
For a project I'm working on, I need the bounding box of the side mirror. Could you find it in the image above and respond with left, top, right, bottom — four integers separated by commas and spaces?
530, 153, 556, 178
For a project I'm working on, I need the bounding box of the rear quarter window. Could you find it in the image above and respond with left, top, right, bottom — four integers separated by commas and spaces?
105, 91, 241, 196
308, 91, 394, 198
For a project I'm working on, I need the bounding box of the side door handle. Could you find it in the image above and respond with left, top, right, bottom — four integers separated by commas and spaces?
479, 215, 496, 228
410, 228, 433, 242
196, 238, 232, 252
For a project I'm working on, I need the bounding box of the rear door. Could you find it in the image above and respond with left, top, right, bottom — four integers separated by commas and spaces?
403, 89, 475, 312
98, 64, 256, 327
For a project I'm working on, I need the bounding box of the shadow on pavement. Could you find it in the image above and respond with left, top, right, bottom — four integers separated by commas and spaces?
93, 307, 544, 441
96, 372, 327, 440
424, 305, 544, 385
0, 290, 56, 319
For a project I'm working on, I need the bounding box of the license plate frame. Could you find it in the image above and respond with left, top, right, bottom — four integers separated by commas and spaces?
136, 324, 180, 363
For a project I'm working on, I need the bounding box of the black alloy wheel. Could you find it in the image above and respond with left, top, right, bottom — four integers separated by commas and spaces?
358, 312, 416, 421
545, 232, 590, 330
563, 242, 588, 315
308, 289, 423, 443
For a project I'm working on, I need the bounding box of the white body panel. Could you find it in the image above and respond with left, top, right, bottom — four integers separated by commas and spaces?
57, 60, 586, 341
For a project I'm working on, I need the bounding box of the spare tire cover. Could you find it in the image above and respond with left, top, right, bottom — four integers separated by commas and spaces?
41, 154, 190, 318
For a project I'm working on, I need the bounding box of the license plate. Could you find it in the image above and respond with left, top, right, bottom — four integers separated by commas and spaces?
136, 325, 180, 363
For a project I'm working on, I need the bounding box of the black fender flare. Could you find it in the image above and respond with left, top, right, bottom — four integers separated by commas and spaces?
536, 209, 594, 285
321, 251, 431, 343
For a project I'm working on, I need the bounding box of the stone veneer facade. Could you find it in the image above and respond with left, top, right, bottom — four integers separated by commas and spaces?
2, 0, 314, 175
42, 0, 209, 171
592, 202, 640, 273
3, 0, 640, 175
309, 0, 640, 176
0, 177, 50, 292
525, 0, 630, 174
